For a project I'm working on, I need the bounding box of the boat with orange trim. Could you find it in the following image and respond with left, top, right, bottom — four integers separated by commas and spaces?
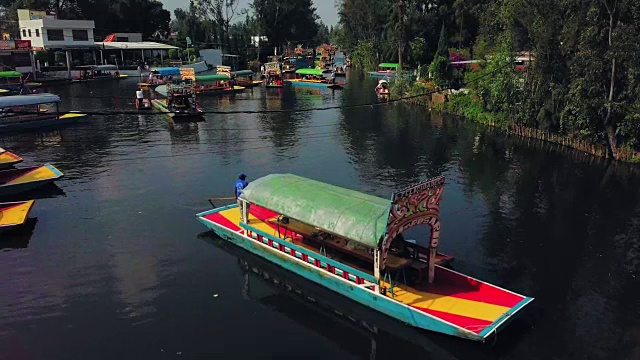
0, 200, 35, 233
0, 163, 63, 196
0, 148, 23, 170
196, 174, 533, 342
0, 94, 87, 132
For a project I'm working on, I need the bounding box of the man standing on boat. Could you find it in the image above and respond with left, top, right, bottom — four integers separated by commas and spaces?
235, 173, 249, 218
135, 88, 144, 109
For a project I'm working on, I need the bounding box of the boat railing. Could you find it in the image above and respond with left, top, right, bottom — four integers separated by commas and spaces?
240, 221, 379, 288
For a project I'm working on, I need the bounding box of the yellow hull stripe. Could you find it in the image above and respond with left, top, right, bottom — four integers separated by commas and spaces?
383, 282, 510, 322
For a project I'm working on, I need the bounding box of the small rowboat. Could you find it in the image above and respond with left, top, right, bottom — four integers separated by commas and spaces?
0, 200, 35, 233
0, 164, 64, 196
0, 148, 23, 170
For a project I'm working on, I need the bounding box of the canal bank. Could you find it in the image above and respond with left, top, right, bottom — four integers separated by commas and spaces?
389, 79, 640, 163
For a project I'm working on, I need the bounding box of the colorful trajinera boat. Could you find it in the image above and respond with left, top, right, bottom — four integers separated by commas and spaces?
282, 57, 296, 73
151, 84, 203, 122
264, 62, 284, 88
233, 70, 263, 88
196, 174, 533, 342
0, 71, 41, 95
0, 164, 63, 196
74, 65, 127, 82
0, 148, 23, 170
0, 200, 35, 233
369, 63, 400, 78
286, 69, 343, 89
0, 94, 87, 132
193, 74, 245, 96
139, 67, 181, 87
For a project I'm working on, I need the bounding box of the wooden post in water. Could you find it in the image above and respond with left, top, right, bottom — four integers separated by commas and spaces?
65, 50, 72, 80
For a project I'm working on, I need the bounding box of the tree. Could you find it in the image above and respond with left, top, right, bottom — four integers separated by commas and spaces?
409, 37, 426, 78
436, 23, 449, 59
251, 0, 320, 55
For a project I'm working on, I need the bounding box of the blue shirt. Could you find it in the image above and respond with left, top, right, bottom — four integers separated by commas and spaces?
235, 179, 248, 198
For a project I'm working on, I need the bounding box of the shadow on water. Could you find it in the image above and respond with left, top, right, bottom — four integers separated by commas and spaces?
197, 231, 532, 360
0, 183, 66, 202
0, 218, 38, 251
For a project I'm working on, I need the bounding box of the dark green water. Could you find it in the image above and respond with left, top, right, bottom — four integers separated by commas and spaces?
0, 72, 639, 359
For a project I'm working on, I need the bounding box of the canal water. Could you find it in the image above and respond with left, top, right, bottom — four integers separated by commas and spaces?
1, 73, 639, 360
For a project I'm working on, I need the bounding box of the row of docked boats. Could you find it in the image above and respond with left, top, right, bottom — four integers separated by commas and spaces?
0, 148, 64, 233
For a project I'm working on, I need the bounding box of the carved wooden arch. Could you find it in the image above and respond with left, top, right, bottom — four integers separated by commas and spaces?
375, 176, 445, 283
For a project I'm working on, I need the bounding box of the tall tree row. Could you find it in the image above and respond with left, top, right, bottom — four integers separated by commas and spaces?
336, 0, 640, 158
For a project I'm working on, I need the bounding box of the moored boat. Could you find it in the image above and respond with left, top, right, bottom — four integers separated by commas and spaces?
74, 65, 127, 82
233, 70, 262, 88
0, 93, 87, 132
0, 200, 35, 233
139, 67, 181, 87
151, 84, 203, 122
0, 71, 41, 95
264, 62, 284, 88
0, 148, 23, 170
0, 164, 63, 196
196, 174, 533, 342
282, 57, 296, 73
194, 74, 245, 96
286, 69, 343, 89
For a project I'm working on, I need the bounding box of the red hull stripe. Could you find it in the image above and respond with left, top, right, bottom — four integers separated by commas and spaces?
413, 307, 492, 334
433, 267, 524, 308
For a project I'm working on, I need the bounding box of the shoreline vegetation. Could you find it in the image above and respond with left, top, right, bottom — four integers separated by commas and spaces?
336, 0, 640, 164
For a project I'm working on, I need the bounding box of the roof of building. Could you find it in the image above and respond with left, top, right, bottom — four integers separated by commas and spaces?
95, 41, 178, 50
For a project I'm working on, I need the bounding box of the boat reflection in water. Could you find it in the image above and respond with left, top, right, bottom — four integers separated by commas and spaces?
0, 217, 38, 250
198, 232, 529, 360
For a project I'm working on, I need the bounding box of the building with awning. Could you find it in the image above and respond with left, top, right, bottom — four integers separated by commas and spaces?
95, 38, 178, 66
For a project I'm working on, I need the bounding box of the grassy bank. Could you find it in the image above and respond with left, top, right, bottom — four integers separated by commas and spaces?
439, 93, 640, 163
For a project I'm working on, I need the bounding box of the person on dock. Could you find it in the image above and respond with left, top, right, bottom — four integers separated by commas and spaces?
235, 173, 249, 218
135, 88, 144, 109
330, 70, 336, 84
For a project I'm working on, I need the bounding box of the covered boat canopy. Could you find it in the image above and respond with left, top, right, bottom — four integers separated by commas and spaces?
0, 93, 61, 108
94, 64, 118, 71
240, 174, 389, 248
196, 74, 230, 82
0, 71, 23, 78
233, 70, 254, 77
153, 67, 181, 76
378, 63, 399, 69
296, 68, 324, 76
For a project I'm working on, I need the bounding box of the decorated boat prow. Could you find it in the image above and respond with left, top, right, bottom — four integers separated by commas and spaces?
196, 174, 533, 342
0, 200, 35, 232
0, 163, 64, 196
0, 148, 23, 170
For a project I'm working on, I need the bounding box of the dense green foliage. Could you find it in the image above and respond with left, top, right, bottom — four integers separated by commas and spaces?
337, 0, 640, 159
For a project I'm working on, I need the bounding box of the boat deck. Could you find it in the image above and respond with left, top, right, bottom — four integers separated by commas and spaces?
203, 205, 532, 336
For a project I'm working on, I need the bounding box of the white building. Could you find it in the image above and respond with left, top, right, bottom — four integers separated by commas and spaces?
17, 9, 96, 50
